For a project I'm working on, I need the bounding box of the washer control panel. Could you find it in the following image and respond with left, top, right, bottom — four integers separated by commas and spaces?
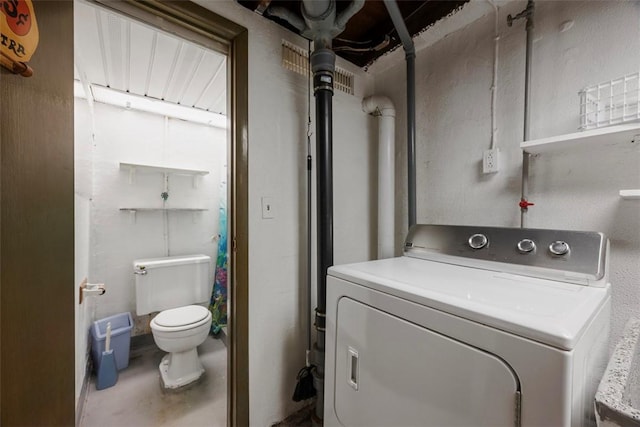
404, 224, 608, 285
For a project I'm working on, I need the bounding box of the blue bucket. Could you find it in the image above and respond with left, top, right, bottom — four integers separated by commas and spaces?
91, 312, 133, 372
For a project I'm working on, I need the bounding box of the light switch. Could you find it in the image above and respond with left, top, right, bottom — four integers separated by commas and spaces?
261, 197, 275, 219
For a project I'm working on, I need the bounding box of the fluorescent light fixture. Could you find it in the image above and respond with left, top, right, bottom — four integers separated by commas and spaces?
73, 80, 227, 129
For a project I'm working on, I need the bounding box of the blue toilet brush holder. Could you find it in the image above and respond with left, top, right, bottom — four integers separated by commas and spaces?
96, 322, 118, 390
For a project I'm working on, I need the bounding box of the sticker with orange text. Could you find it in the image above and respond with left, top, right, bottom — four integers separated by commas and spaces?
0, 0, 39, 68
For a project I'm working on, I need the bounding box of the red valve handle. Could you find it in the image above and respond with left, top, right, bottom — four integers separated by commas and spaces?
519, 199, 535, 209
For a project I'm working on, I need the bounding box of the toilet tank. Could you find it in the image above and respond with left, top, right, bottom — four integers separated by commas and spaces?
134, 254, 211, 316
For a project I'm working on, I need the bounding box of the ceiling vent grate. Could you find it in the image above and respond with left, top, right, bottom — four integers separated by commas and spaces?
282, 41, 354, 95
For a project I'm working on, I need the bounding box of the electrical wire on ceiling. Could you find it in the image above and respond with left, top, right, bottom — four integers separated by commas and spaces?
334, 36, 382, 45
333, 35, 391, 53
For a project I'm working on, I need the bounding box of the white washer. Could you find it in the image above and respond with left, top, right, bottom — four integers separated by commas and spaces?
324, 225, 611, 427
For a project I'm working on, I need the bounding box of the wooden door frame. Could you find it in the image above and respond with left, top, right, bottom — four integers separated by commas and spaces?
83, 1, 250, 425
1, 2, 76, 424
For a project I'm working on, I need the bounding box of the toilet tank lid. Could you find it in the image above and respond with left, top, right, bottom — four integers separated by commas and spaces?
133, 254, 210, 270
154, 305, 210, 327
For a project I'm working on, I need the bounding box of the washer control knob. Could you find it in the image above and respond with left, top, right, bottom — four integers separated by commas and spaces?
468, 234, 488, 250
549, 240, 570, 256
517, 239, 536, 253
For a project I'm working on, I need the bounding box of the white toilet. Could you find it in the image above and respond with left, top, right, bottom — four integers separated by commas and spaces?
133, 254, 212, 389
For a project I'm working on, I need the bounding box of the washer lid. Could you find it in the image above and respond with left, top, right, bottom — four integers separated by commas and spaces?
154, 305, 209, 327
328, 256, 610, 351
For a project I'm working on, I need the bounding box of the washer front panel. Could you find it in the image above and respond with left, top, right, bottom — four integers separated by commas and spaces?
324, 275, 574, 427
334, 297, 519, 427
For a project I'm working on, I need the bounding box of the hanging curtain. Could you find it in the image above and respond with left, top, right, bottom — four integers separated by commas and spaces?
209, 177, 228, 335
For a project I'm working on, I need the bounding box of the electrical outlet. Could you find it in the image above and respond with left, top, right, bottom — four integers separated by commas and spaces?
483, 149, 499, 174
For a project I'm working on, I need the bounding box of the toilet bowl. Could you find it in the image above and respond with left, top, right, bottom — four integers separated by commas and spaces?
150, 305, 212, 389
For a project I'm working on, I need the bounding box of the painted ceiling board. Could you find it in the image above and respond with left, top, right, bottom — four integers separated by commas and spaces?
163, 43, 202, 104
179, 51, 225, 109
74, 3, 107, 87
209, 90, 227, 115
192, 58, 226, 108
74, 1, 227, 116
102, 11, 128, 89
146, 33, 181, 100
203, 73, 227, 112
207, 59, 227, 107
174, 50, 206, 106
128, 21, 156, 95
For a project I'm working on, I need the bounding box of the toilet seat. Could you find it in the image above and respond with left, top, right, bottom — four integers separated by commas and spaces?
151, 305, 211, 332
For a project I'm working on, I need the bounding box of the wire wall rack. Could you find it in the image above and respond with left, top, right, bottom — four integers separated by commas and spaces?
580, 72, 640, 130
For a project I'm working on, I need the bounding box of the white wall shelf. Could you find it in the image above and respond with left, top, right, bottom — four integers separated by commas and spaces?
119, 162, 209, 176
119, 207, 208, 223
620, 190, 640, 199
120, 162, 209, 187
119, 163, 211, 219
520, 122, 640, 154
119, 208, 208, 212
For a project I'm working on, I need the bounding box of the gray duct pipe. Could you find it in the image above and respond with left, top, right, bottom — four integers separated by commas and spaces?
383, 0, 417, 229
310, 45, 334, 426
264, 1, 365, 422
302, 0, 335, 49
304, 6, 335, 426
294, 1, 364, 423
335, 0, 366, 29
303, 0, 333, 19
301, 0, 364, 49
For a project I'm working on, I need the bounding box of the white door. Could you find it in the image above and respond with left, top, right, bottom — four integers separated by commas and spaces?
333, 297, 520, 427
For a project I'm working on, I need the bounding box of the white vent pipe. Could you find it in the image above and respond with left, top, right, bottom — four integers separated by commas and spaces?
363, 95, 395, 259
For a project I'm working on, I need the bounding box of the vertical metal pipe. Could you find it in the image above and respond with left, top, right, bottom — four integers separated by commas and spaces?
407, 54, 417, 228
306, 41, 313, 363
362, 95, 396, 259
520, 0, 534, 228
309, 47, 335, 323
520, 152, 530, 227
383, 0, 417, 229
310, 47, 335, 424
523, 2, 534, 142
315, 87, 333, 319
306, 150, 312, 354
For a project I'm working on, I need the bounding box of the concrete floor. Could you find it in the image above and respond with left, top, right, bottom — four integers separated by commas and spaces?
80, 335, 227, 427
271, 404, 314, 427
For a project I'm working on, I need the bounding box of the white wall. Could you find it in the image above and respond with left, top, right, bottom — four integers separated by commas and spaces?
74, 99, 95, 408
75, 101, 226, 333
193, 1, 375, 425
75, 98, 225, 404
373, 0, 640, 347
